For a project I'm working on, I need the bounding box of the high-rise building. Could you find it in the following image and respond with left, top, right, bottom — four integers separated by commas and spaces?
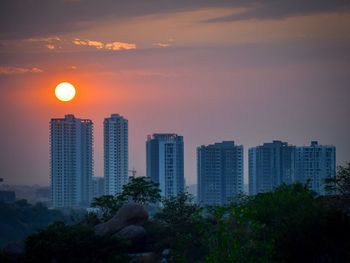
249, 141, 295, 195
197, 141, 243, 205
92, 176, 105, 199
295, 141, 336, 195
50, 114, 93, 208
104, 114, 128, 195
146, 134, 184, 198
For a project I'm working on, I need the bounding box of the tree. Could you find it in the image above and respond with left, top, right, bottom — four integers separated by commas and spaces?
119, 177, 161, 205
25, 222, 130, 263
91, 177, 161, 221
325, 163, 350, 196
154, 192, 206, 262
90, 195, 124, 222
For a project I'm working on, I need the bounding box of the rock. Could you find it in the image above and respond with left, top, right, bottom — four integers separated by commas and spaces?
162, 249, 171, 258
128, 252, 157, 263
115, 225, 146, 243
95, 203, 148, 236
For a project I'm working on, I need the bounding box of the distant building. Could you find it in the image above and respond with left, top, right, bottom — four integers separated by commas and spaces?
104, 114, 129, 195
35, 187, 50, 206
197, 141, 243, 205
146, 134, 184, 198
92, 177, 105, 199
249, 141, 295, 195
295, 141, 336, 195
50, 114, 93, 208
0, 191, 16, 203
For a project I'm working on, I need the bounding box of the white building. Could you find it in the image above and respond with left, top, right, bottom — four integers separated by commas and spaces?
295, 141, 336, 195
104, 114, 128, 195
146, 134, 184, 198
50, 114, 93, 208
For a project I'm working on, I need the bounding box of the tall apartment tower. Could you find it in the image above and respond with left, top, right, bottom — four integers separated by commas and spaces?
197, 141, 243, 205
92, 176, 105, 199
50, 114, 93, 208
146, 134, 184, 198
104, 114, 128, 195
249, 141, 295, 195
295, 141, 336, 195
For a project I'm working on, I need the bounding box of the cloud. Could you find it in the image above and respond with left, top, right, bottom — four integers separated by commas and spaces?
206, 1, 350, 23
24, 36, 61, 50
0, 66, 43, 75
73, 38, 136, 51
153, 43, 171, 48
73, 38, 104, 49
153, 38, 174, 48
46, 44, 55, 50
67, 65, 77, 70
26, 36, 61, 42
105, 41, 136, 50
1, 1, 348, 40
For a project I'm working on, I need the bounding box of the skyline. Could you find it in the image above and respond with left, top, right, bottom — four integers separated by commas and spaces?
1, 1, 350, 186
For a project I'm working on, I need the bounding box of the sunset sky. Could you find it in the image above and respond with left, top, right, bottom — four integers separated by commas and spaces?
0, 0, 350, 186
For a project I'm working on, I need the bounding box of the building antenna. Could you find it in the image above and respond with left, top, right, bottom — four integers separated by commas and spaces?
128, 168, 137, 178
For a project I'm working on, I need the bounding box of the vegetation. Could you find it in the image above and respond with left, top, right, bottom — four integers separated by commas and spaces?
325, 163, 350, 196
91, 176, 161, 221
119, 176, 161, 205
153, 192, 206, 262
25, 222, 130, 263
90, 195, 124, 222
2, 168, 350, 262
0, 200, 64, 248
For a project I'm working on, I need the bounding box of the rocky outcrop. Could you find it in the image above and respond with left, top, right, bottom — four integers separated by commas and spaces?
95, 203, 148, 236
114, 224, 146, 243
128, 252, 157, 263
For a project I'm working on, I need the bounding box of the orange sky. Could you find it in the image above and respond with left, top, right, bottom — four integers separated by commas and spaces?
0, 1, 350, 185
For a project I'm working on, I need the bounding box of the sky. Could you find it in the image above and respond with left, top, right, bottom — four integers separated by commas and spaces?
0, 0, 350, 186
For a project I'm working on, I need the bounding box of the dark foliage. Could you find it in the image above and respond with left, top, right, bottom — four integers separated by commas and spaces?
0, 200, 64, 248
153, 192, 207, 262
25, 222, 130, 263
325, 163, 350, 196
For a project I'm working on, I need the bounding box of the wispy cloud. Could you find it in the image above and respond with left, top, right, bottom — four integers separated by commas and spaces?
1, 1, 349, 40
25, 36, 61, 50
153, 38, 174, 48
0, 66, 43, 75
66, 65, 77, 70
73, 39, 104, 49
153, 42, 171, 48
205, 1, 350, 23
73, 38, 136, 51
46, 44, 55, 50
105, 41, 136, 50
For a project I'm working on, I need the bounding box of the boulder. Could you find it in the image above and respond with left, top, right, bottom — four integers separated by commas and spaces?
95, 203, 148, 236
114, 225, 146, 243
128, 252, 157, 263
162, 249, 171, 258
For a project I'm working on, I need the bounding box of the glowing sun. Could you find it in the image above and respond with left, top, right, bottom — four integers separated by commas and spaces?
55, 82, 76, 102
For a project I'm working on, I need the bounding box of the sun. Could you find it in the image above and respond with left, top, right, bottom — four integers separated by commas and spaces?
55, 82, 76, 102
